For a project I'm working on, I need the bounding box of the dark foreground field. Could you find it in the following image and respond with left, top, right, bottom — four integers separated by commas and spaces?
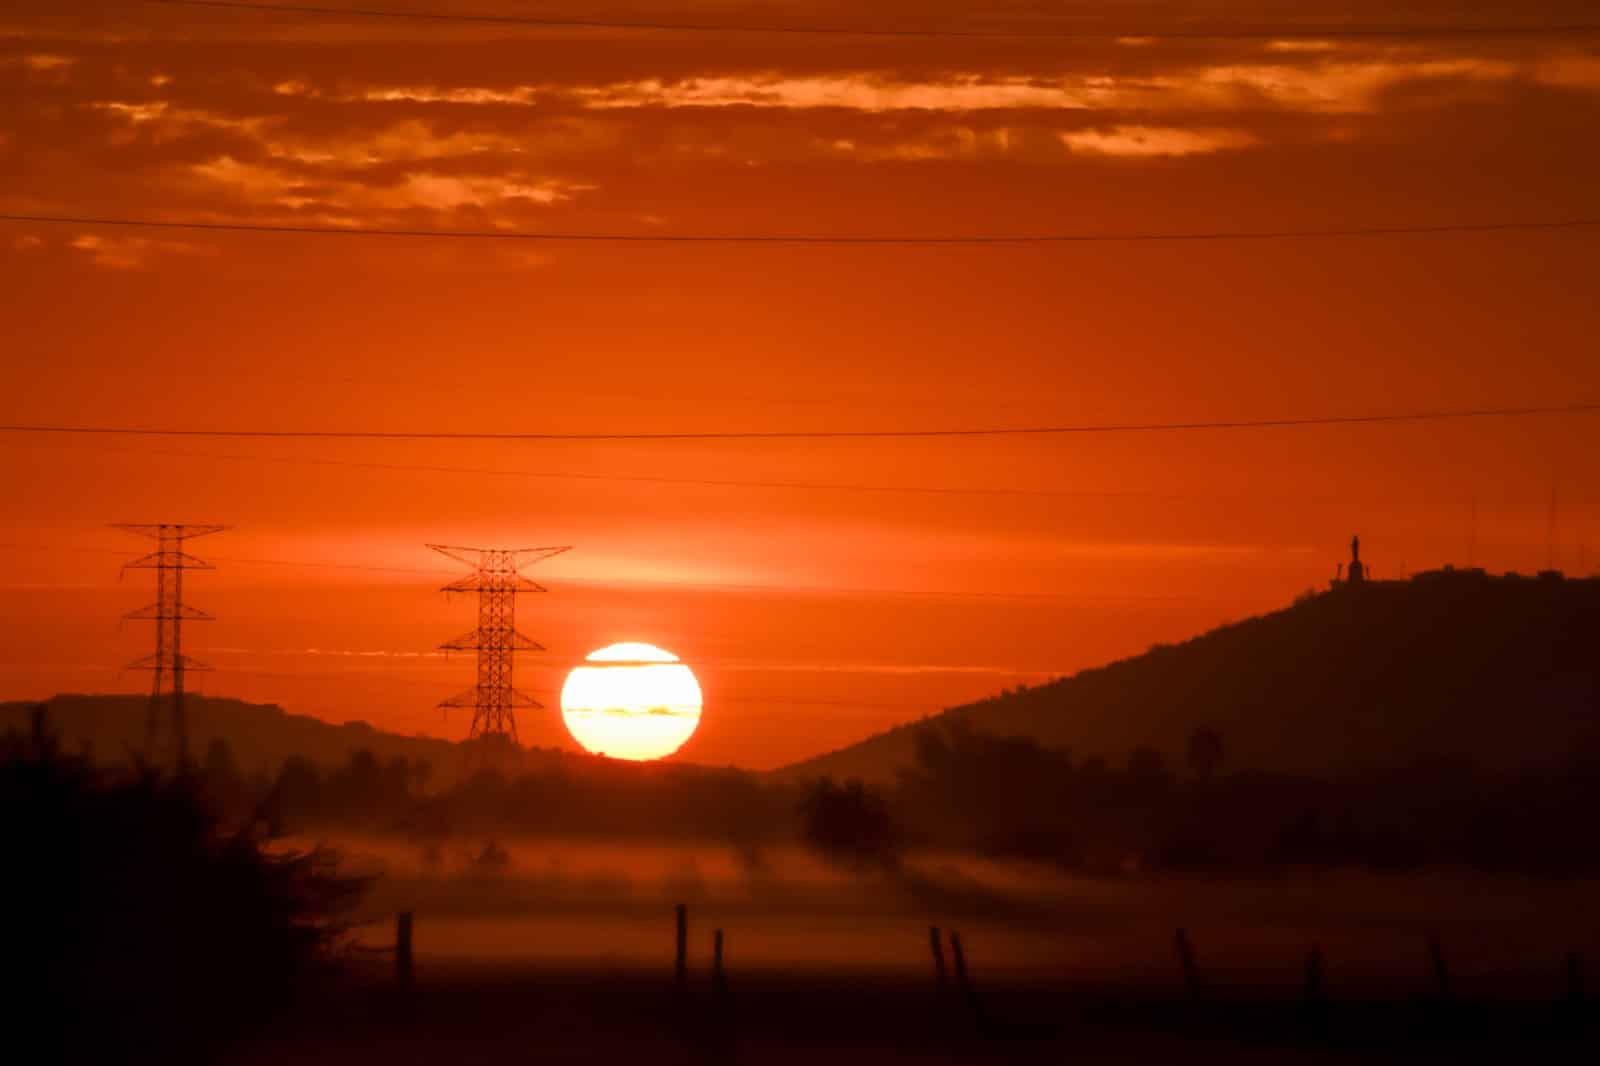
231, 962, 1594, 1065
219, 841, 1600, 1064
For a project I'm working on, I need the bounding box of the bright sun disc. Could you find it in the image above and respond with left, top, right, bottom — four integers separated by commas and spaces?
560, 642, 702, 761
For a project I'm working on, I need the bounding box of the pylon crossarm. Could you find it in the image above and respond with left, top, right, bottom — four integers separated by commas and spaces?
439, 574, 548, 594
427, 544, 572, 570
123, 603, 215, 621
112, 524, 228, 541
437, 689, 541, 710
121, 550, 216, 572
510, 546, 573, 568
426, 544, 490, 569
440, 630, 544, 652
439, 629, 486, 652
509, 630, 545, 651
125, 653, 212, 672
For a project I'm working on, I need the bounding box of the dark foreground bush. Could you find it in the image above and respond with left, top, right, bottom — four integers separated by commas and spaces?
4, 709, 366, 1063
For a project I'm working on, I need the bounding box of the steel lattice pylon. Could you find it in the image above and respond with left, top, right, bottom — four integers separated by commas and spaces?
113, 523, 226, 767
430, 544, 570, 743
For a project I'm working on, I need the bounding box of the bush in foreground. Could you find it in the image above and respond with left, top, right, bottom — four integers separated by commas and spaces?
5, 708, 366, 1063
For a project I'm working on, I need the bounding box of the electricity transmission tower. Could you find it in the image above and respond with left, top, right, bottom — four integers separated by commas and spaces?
430, 544, 570, 744
114, 524, 226, 768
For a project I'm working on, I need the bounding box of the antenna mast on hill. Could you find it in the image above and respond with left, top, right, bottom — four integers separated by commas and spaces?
113, 523, 226, 768
429, 544, 570, 744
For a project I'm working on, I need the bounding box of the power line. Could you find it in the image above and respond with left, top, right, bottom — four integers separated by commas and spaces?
138, 1, 1600, 40
562, 575, 1210, 605
0, 402, 1596, 443
0, 541, 456, 576
5, 212, 1599, 247
2, 541, 1222, 603
218, 667, 953, 712
17, 660, 1050, 716
0, 437, 1418, 503
10, 437, 1595, 510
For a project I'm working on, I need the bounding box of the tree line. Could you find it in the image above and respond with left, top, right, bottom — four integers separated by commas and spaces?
187, 720, 1600, 877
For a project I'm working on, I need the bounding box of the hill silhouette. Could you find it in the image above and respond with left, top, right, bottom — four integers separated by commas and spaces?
0, 693, 742, 794
0, 693, 474, 780
782, 569, 1600, 783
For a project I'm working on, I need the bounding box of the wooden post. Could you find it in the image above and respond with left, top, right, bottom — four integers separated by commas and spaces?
1304, 946, 1325, 1005
395, 911, 414, 989
713, 928, 726, 992
1426, 934, 1451, 1001
949, 930, 986, 1031
1175, 928, 1202, 1003
929, 925, 948, 990
674, 903, 688, 986
1302, 944, 1326, 1029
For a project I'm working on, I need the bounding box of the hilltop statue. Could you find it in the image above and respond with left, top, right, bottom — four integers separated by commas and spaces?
1331, 536, 1368, 588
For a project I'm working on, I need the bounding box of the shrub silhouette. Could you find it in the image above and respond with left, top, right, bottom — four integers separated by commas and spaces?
798, 776, 900, 871
5, 708, 366, 1064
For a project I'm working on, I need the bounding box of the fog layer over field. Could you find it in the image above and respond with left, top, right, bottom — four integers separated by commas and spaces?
320, 834, 1600, 993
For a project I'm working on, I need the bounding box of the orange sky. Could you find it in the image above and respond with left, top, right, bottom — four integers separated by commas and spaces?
2, 2, 1598, 768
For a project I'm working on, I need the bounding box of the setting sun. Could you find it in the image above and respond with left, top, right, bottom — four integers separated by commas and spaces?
560, 642, 702, 761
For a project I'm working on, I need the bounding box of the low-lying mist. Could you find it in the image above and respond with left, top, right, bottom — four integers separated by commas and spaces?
312, 832, 1600, 993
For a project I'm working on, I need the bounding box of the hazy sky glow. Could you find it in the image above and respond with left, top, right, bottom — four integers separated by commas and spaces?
2, 2, 1597, 767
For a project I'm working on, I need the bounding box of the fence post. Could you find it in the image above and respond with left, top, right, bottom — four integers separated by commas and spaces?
396, 911, 414, 989
713, 928, 726, 993
1302, 944, 1326, 1029
929, 925, 948, 991
1304, 945, 1325, 1004
1426, 934, 1451, 1001
949, 930, 986, 1032
675, 903, 688, 986
950, 930, 969, 990
1175, 928, 1203, 1003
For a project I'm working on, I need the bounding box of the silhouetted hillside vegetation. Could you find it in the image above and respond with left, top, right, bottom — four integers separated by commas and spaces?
0, 696, 800, 849
5, 708, 364, 1063
261, 745, 789, 845
0, 692, 461, 772
785, 571, 1600, 783
0, 693, 600, 787
884, 719, 1600, 874
163, 719, 1600, 877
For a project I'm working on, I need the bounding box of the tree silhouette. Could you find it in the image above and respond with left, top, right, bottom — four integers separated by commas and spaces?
1187, 727, 1225, 782
1127, 745, 1170, 783
798, 777, 900, 871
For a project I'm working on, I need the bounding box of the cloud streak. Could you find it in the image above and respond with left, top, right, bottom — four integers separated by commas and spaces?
4, 10, 1598, 250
